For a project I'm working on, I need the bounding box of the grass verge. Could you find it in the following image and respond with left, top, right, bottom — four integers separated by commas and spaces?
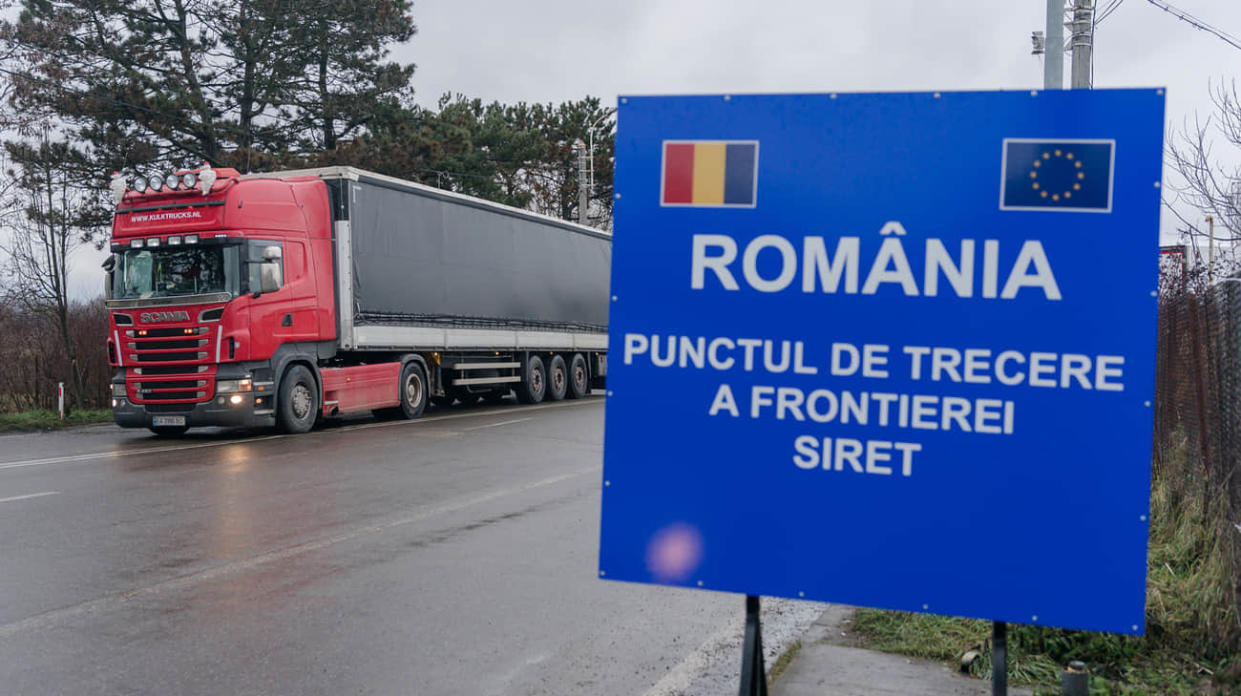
0, 408, 112, 432
850, 430, 1241, 695
767, 638, 802, 687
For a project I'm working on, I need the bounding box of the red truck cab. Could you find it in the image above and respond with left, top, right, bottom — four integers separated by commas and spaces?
106, 166, 338, 435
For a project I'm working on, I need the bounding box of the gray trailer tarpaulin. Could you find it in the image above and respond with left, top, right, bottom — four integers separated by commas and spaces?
346, 173, 610, 332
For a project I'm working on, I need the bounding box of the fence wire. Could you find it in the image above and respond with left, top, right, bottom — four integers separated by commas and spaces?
1154, 281, 1241, 651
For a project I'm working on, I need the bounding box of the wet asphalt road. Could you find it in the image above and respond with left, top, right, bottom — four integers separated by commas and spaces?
0, 396, 817, 696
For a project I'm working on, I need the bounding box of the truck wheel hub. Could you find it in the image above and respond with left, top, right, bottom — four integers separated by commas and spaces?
291, 384, 312, 419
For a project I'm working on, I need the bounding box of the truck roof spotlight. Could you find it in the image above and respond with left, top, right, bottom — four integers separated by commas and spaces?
110, 171, 126, 204
146, 177, 161, 193
164, 173, 179, 190
181, 172, 198, 189
199, 167, 217, 196
132, 176, 148, 193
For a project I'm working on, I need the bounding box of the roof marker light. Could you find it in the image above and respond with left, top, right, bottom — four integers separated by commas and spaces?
146, 238, 160, 248
130, 239, 144, 248
168, 236, 182, 246
185, 234, 198, 244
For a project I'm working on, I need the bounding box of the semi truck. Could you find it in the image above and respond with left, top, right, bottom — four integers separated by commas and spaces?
104, 165, 610, 436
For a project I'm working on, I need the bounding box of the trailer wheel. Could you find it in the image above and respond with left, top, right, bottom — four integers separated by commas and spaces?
547, 354, 568, 401
396, 362, 428, 419
566, 353, 589, 399
277, 365, 318, 434
515, 355, 546, 404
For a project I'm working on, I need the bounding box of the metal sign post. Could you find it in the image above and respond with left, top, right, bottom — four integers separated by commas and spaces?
992, 621, 1007, 696
738, 595, 767, 696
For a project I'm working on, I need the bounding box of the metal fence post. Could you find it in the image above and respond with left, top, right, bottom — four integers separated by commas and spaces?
1061, 660, 1089, 695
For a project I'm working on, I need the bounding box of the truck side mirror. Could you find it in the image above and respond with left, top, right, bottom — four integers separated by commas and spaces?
102, 254, 115, 299
259, 246, 283, 295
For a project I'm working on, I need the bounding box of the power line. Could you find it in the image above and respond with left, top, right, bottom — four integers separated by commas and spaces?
1144, 0, 1241, 52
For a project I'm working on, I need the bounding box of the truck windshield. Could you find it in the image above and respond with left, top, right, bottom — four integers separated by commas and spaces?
111, 244, 240, 300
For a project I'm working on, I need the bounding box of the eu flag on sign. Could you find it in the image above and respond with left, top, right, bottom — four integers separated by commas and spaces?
1001, 139, 1114, 212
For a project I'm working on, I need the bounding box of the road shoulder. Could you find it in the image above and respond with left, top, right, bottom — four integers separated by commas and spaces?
774, 606, 1033, 696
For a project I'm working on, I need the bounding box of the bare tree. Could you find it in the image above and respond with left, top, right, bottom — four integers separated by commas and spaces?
0, 135, 105, 412
1167, 80, 1241, 254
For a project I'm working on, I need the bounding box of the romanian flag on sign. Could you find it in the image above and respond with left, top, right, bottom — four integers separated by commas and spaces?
662, 141, 758, 207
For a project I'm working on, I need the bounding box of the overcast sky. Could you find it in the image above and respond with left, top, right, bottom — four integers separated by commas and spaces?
68, 0, 1241, 298
401, 0, 1241, 228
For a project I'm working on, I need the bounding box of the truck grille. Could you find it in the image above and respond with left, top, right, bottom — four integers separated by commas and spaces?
134, 351, 208, 363
125, 322, 219, 403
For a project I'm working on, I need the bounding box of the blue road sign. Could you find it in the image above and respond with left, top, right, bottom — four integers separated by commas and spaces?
599, 89, 1165, 635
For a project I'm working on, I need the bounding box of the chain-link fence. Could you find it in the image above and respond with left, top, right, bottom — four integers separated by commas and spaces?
1153, 280, 1241, 654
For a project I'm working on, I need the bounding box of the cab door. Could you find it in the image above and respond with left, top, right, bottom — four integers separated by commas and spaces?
246, 240, 320, 356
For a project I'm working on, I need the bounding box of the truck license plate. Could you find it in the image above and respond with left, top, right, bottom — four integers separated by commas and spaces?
152, 416, 186, 427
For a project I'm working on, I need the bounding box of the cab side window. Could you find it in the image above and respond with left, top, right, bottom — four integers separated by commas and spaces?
245, 240, 284, 293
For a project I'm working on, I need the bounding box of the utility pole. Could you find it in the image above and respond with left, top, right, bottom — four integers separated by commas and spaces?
575, 140, 589, 225
1044, 0, 1064, 89
1070, 0, 1094, 89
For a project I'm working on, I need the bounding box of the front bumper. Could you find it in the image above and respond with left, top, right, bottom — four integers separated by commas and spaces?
112, 393, 275, 430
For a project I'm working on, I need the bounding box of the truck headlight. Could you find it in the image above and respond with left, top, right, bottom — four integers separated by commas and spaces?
216, 379, 252, 394
112, 383, 127, 397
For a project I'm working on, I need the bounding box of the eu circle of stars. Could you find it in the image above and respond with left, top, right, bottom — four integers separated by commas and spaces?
1003, 140, 1113, 211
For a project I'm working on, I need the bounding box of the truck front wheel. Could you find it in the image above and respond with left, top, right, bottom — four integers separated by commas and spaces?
397, 362, 428, 419
515, 355, 546, 404
277, 365, 318, 434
